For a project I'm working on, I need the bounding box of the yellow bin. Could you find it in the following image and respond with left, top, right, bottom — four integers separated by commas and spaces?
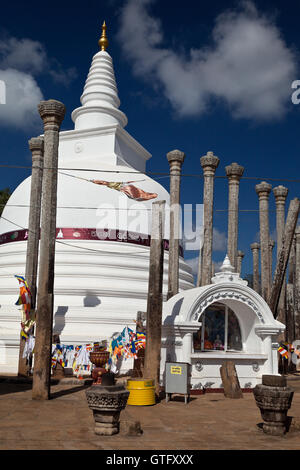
127, 378, 155, 406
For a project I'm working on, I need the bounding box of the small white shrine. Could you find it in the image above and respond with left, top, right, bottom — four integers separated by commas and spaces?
161, 256, 285, 390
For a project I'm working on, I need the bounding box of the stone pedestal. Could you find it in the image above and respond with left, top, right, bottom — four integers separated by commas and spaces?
86, 375, 130, 435
253, 375, 294, 436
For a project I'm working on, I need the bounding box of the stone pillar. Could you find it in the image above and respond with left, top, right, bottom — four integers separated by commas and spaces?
18, 137, 44, 377
32, 100, 66, 400
225, 162, 244, 270
288, 236, 296, 284
295, 227, 300, 339
269, 239, 275, 289
237, 250, 244, 276
200, 151, 220, 286
255, 181, 272, 301
286, 235, 296, 344
269, 198, 300, 317
166, 149, 185, 300
251, 242, 260, 293
143, 200, 165, 397
273, 186, 289, 253
273, 185, 289, 326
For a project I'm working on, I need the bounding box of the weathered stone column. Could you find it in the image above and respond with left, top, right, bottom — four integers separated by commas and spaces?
200, 151, 220, 286
225, 162, 244, 270
269, 239, 275, 290
251, 242, 260, 293
18, 137, 44, 377
274, 186, 289, 253
25, 137, 44, 306
143, 200, 165, 397
273, 185, 289, 326
286, 235, 296, 343
288, 236, 296, 284
269, 198, 300, 317
255, 181, 272, 301
294, 227, 300, 339
237, 250, 244, 276
166, 149, 185, 300
32, 100, 65, 400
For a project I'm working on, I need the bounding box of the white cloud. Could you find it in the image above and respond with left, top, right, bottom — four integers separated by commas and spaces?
0, 68, 43, 130
0, 36, 77, 86
0, 38, 47, 74
185, 255, 199, 277
213, 228, 227, 251
213, 261, 224, 273
49, 65, 78, 86
185, 255, 225, 278
184, 227, 227, 277
118, 0, 297, 120
0, 35, 77, 129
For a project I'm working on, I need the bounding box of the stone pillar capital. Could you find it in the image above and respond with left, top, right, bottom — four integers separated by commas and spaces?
28, 137, 44, 163
237, 250, 245, 258
167, 149, 186, 166
28, 137, 44, 152
38, 99, 66, 130
225, 162, 244, 182
200, 151, 220, 174
251, 242, 260, 251
273, 185, 289, 204
255, 181, 272, 199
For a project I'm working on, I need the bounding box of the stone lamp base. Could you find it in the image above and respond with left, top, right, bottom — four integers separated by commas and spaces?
86, 373, 130, 436
253, 375, 294, 436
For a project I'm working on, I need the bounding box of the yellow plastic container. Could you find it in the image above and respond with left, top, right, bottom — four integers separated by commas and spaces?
126, 378, 155, 406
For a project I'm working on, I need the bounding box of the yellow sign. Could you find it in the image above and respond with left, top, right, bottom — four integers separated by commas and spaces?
171, 366, 182, 375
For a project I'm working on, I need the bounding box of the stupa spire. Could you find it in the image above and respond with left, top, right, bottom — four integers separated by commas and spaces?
98, 21, 109, 51
72, 22, 127, 131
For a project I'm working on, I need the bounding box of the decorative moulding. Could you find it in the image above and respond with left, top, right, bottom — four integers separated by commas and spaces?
191, 288, 266, 324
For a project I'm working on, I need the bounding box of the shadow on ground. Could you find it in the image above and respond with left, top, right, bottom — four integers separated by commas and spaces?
50, 385, 91, 400
0, 383, 32, 395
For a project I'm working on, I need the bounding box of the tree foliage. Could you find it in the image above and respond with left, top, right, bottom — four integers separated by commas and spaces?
0, 188, 11, 216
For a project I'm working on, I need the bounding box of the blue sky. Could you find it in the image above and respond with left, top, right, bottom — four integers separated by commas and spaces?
0, 0, 300, 279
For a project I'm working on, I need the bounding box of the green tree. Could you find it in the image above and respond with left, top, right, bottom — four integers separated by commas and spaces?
0, 188, 11, 216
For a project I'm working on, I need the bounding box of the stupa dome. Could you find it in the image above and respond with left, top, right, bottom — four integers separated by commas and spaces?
0, 25, 194, 373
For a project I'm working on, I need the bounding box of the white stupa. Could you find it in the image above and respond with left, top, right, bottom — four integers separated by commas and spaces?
0, 23, 194, 373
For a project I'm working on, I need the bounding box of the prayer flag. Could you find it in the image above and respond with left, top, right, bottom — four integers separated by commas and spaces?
91, 180, 158, 202
15, 275, 31, 320
278, 346, 289, 359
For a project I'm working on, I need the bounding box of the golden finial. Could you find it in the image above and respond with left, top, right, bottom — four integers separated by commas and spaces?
98, 21, 109, 51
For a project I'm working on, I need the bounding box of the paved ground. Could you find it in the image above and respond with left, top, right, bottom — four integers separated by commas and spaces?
0, 375, 300, 450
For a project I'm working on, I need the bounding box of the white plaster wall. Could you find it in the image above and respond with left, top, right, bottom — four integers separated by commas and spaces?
161, 282, 285, 389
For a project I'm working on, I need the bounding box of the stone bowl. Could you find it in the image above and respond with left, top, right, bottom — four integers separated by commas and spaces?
89, 351, 110, 368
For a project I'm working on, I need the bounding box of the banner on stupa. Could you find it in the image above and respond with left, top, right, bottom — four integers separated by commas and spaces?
91, 179, 158, 201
